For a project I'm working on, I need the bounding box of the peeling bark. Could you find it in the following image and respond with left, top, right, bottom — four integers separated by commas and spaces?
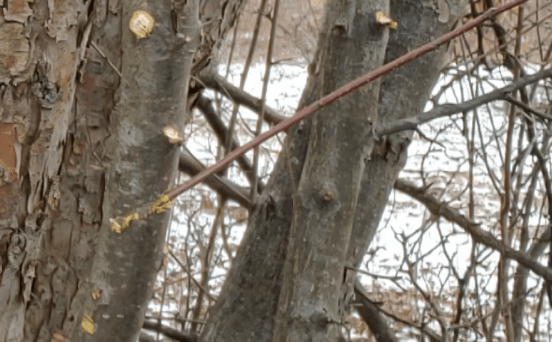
1, 1, 85, 340
0, 0, 243, 341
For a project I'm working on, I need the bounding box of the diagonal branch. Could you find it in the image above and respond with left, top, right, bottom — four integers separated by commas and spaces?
359, 284, 444, 342
201, 66, 552, 141
195, 95, 263, 193
199, 71, 286, 124
393, 178, 552, 282
178, 149, 251, 208
354, 282, 401, 342
377, 68, 552, 137
165, 0, 530, 201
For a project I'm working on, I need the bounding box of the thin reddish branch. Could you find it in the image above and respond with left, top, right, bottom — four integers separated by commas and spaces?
166, 0, 529, 200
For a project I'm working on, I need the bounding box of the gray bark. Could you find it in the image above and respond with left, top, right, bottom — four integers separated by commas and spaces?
68, 1, 201, 341
201, 1, 467, 342
343, 0, 468, 306
272, 0, 389, 340
354, 281, 399, 342
511, 227, 551, 342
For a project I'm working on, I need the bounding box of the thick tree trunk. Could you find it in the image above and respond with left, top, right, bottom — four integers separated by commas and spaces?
201, 1, 467, 342
0, 0, 243, 341
200, 54, 320, 342
68, 1, 201, 341
272, 0, 389, 340
343, 0, 468, 304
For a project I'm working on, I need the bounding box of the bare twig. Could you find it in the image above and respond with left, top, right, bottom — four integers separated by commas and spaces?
199, 72, 286, 124
168, 250, 217, 302
178, 149, 251, 208
346, 266, 402, 281
195, 95, 263, 193
225, 0, 269, 152
394, 179, 552, 282
251, 0, 280, 200
354, 282, 401, 342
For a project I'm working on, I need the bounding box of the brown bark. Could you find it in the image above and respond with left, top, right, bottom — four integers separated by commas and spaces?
0, 0, 244, 341
1, 1, 98, 340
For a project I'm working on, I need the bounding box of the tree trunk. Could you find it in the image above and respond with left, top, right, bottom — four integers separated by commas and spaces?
201, 1, 467, 341
272, 0, 389, 340
0, 0, 243, 341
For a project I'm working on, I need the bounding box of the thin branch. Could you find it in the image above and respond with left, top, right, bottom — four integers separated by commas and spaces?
225, 0, 269, 152
178, 150, 251, 208
354, 282, 401, 342
190, 202, 223, 332
393, 178, 552, 282
200, 71, 286, 125
168, 249, 217, 302
165, 0, 530, 200
505, 94, 552, 120
90, 41, 122, 78
251, 0, 281, 200
195, 95, 263, 193
346, 266, 402, 281
377, 67, 552, 137
372, 296, 444, 342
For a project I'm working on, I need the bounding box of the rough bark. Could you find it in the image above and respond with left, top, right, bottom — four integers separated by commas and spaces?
0, 0, 244, 341
68, 1, 201, 341
343, 0, 468, 306
201, 1, 467, 342
200, 57, 320, 342
0, 1, 99, 341
272, 1, 389, 341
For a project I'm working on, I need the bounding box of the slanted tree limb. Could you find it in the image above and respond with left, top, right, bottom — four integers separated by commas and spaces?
196, 95, 264, 193
394, 179, 552, 282
377, 67, 552, 138
178, 150, 251, 208
354, 282, 400, 342
142, 320, 198, 342
165, 0, 531, 202
199, 68, 286, 125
